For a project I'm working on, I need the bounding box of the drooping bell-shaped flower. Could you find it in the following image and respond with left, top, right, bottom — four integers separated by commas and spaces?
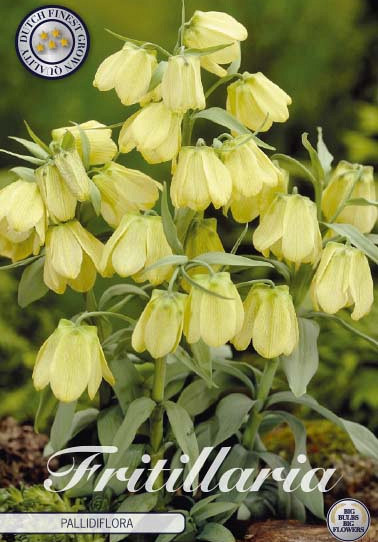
184, 217, 224, 277
184, 10, 248, 77
93, 42, 157, 106
54, 147, 91, 202
232, 284, 299, 358
51, 121, 118, 166
253, 193, 322, 265
118, 101, 183, 164
184, 272, 244, 347
162, 55, 205, 113
227, 72, 292, 132
0, 179, 46, 259
33, 319, 114, 402
311, 242, 374, 321
101, 213, 173, 285
171, 145, 232, 211
92, 162, 161, 228
220, 135, 279, 200
35, 163, 77, 223
322, 161, 377, 233
132, 290, 187, 358
227, 165, 288, 223
44, 220, 103, 294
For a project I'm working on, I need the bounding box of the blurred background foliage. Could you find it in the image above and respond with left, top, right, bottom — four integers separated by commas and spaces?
0, 0, 377, 431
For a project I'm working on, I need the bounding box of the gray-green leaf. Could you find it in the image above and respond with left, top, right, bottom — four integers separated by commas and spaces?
107, 397, 156, 469
281, 318, 319, 397
18, 257, 48, 307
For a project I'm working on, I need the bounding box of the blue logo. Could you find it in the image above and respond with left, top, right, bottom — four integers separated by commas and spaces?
15, 5, 90, 79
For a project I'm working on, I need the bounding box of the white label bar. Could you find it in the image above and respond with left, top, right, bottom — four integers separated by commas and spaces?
0, 513, 185, 534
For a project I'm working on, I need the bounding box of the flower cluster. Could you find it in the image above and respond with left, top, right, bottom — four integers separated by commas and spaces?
0, 7, 376, 408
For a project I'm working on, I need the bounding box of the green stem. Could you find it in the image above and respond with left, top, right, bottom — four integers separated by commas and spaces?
150, 357, 167, 494
205, 73, 242, 99
76, 310, 135, 326
306, 311, 378, 350
243, 358, 279, 450
182, 112, 194, 146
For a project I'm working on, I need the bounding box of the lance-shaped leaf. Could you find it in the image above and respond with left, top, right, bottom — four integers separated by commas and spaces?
184, 43, 232, 57
8, 137, 49, 160
317, 127, 333, 176
194, 251, 273, 269
18, 257, 49, 307
0, 149, 45, 165
165, 400, 200, 476
346, 197, 378, 207
192, 108, 274, 150
107, 396, 156, 469
281, 318, 320, 397
161, 182, 184, 255
0, 255, 41, 272
148, 61, 168, 92
11, 166, 35, 183
302, 132, 325, 183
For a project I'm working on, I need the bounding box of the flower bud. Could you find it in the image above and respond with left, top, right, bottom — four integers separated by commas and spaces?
162, 55, 205, 113
220, 135, 279, 200
92, 162, 161, 228
253, 193, 322, 265
132, 290, 187, 358
232, 285, 298, 358
228, 165, 288, 223
311, 242, 373, 321
101, 213, 172, 285
322, 161, 377, 233
33, 319, 114, 402
227, 72, 292, 132
93, 43, 157, 106
184, 218, 224, 276
35, 163, 77, 223
183, 272, 244, 347
51, 121, 118, 166
184, 10, 248, 77
54, 148, 91, 202
118, 102, 183, 164
44, 220, 103, 294
171, 146, 232, 211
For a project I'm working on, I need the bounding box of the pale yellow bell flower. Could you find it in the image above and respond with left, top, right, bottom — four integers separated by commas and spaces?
132, 290, 187, 358
35, 163, 77, 223
227, 72, 292, 132
93, 42, 157, 106
44, 220, 104, 294
220, 135, 279, 200
322, 161, 377, 233
162, 55, 205, 113
92, 162, 162, 228
184, 10, 248, 77
101, 213, 172, 285
228, 165, 288, 223
184, 217, 224, 277
118, 102, 183, 164
253, 193, 322, 265
0, 227, 42, 262
183, 272, 244, 348
51, 121, 118, 166
311, 242, 373, 321
232, 284, 298, 358
54, 147, 91, 202
33, 319, 114, 403
171, 146, 232, 211
0, 179, 46, 237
